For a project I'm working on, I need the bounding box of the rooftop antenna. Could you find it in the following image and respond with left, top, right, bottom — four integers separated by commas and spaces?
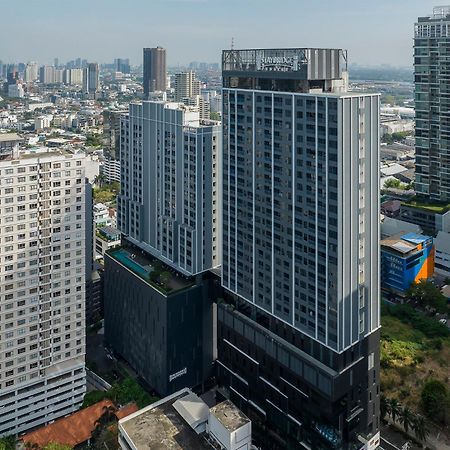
231, 37, 235, 50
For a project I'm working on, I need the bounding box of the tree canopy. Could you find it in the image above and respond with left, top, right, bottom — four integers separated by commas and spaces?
406, 280, 448, 314
421, 379, 450, 424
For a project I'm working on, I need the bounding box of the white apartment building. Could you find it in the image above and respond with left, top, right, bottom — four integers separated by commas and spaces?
24, 62, 39, 83
100, 158, 121, 183
0, 149, 87, 436
174, 71, 201, 101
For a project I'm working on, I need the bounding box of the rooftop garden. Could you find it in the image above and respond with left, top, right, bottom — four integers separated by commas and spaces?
402, 196, 450, 214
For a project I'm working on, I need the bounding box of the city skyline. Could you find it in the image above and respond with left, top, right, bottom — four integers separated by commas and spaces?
0, 0, 437, 67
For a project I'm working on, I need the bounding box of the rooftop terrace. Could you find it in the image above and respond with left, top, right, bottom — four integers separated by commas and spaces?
108, 246, 194, 295
402, 198, 450, 214
120, 390, 211, 450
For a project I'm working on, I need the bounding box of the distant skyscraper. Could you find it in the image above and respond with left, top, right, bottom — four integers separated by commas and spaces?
115, 58, 130, 74
64, 68, 83, 86
39, 65, 55, 84
24, 62, 38, 82
174, 71, 201, 101
83, 63, 99, 95
143, 47, 167, 96
415, 7, 450, 202
118, 101, 221, 275
0, 147, 87, 436
218, 48, 381, 449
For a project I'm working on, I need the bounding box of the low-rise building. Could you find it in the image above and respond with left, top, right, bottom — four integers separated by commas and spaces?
94, 202, 111, 227
400, 201, 450, 234
381, 232, 435, 295
118, 388, 251, 450
22, 400, 138, 448
0, 132, 22, 157
95, 226, 121, 258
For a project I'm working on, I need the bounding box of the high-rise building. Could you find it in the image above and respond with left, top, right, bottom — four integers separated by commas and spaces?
415, 6, 450, 202
83, 63, 99, 95
102, 109, 127, 161
102, 109, 126, 183
64, 68, 84, 86
143, 47, 167, 96
115, 58, 130, 74
0, 147, 87, 436
218, 48, 381, 450
24, 62, 38, 82
174, 71, 201, 101
104, 101, 221, 396
39, 65, 55, 84
118, 101, 221, 275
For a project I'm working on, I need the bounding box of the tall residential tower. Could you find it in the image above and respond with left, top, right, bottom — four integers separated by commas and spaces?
0, 146, 87, 436
415, 7, 450, 202
117, 101, 221, 276
218, 48, 381, 450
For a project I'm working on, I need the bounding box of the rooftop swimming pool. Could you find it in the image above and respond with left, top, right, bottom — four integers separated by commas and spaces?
112, 249, 151, 279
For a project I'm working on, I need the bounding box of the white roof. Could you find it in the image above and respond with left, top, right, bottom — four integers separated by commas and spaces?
172, 392, 209, 433
380, 163, 408, 177
391, 241, 416, 254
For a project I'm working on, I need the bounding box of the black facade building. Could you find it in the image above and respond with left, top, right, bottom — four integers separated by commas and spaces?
143, 47, 167, 96
104, 243, 219, 396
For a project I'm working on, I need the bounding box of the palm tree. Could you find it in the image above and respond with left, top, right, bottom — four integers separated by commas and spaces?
91, 405, 118, 443
400, 406, 414, 434
412, 414, 429, 442
380, 394, 389, 422
389, 398, 401, 424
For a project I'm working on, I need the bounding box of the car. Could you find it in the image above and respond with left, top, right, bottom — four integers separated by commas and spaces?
439, 318, 447, 324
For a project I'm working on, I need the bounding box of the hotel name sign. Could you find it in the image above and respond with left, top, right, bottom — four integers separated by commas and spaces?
256, 51, 308, 72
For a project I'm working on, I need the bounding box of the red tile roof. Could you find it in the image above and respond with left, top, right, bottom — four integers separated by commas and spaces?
21, 400, 137, 448
116, 403, 139, 420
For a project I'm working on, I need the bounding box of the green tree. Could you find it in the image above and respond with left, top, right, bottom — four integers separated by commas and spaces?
0, 436, 15, 450
210, 111, 221, 121
86, 134, 103, 147
109, 377, 157, 409
384, 95, 396, 105
412, 414, 429, 442
406, 280, 448, 314
42, 443, 72, 450
82, 389, 109, 408
160, 271, 171, 289
91, 405, 117, 444
389, 398, 401, 424
383, 178, 402, 189
380, 394, 389, 422
421, 379, 450, 424
400, 406, 414, 433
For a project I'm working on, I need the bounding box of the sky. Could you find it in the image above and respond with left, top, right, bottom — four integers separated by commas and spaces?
0, 0, 440, 67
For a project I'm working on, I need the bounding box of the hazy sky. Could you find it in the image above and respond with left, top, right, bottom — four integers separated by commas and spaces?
0, 0, 438, 67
